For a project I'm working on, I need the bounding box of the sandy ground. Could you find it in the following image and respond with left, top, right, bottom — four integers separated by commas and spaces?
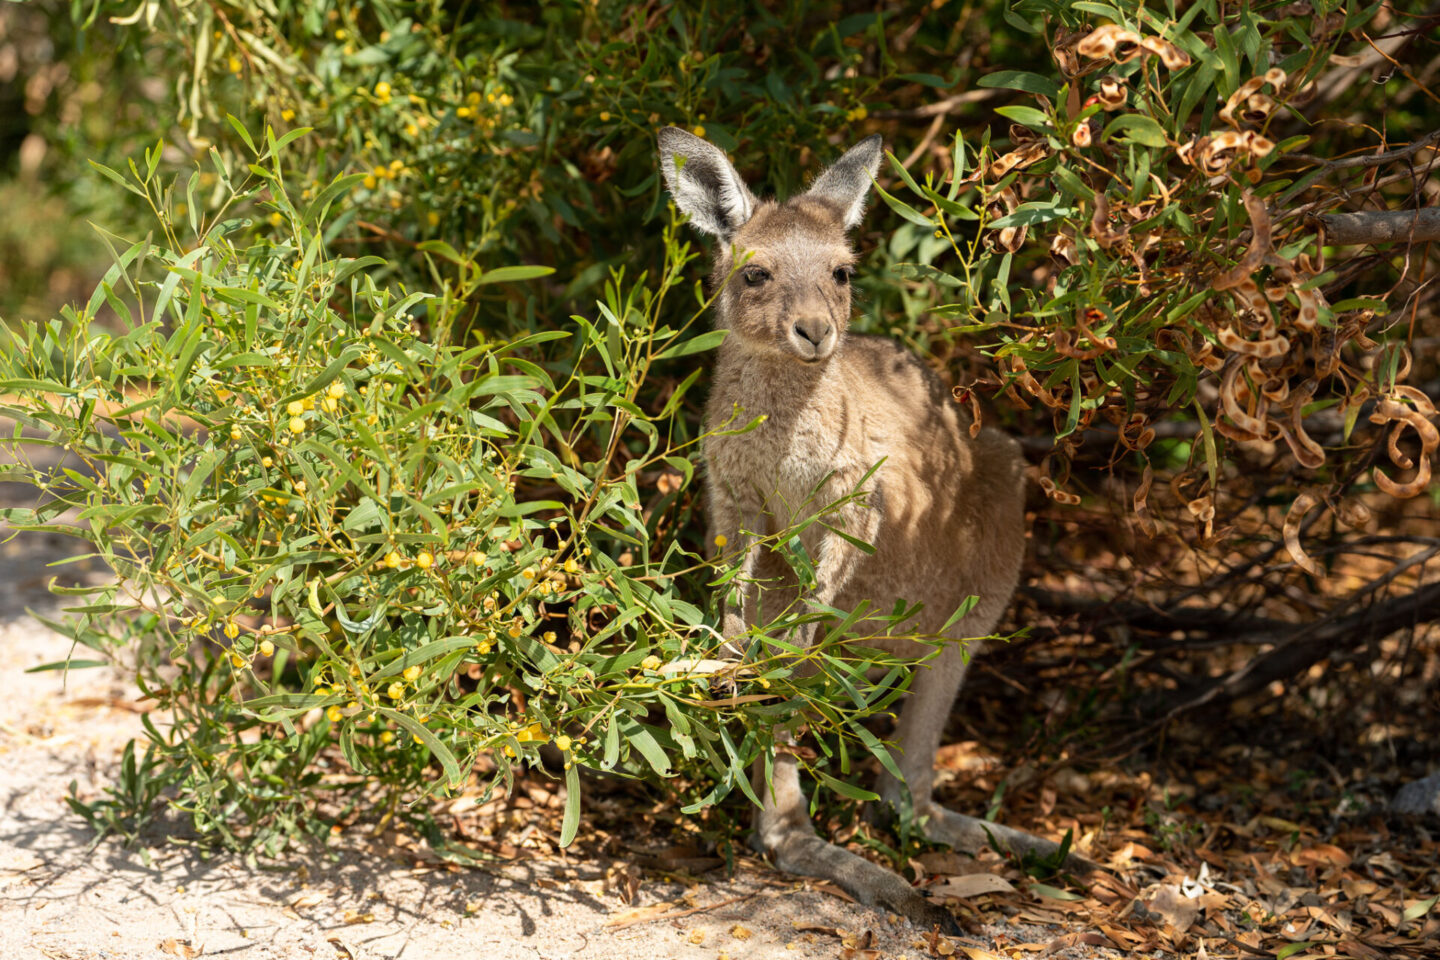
0, 438, 1121, 960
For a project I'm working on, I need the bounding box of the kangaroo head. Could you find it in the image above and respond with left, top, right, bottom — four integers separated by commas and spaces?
658, 127, 883, 364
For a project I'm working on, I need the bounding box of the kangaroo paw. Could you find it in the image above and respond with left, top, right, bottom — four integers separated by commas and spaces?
768, 831, 961, 934
920, 806, 1095, 874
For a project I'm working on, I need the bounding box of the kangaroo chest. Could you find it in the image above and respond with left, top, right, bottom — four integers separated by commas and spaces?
704, 372, 872, 523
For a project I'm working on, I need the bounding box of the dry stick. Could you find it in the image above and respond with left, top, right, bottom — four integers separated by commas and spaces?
604, 892, 758, 929
901, 112, 947, 169
1310, 207, 1440, 245
1145, 579, 1440, 728
872, 88, 1000, 120
1288, 127, 1440, 170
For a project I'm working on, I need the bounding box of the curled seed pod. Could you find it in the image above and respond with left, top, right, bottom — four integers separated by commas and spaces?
1220, 358, 1267, 438
986, 141, 1050, 180
1050, 231, 1078, 266
1282, 490, 1324, 576
1274, 382, 1324, 469
1219, 324, 1290, 358
951, 384, 984, 438
1138, 36, 1192, 70
1096, 75, 1128, 110
1133, 463, 1158, 537
1076, 24, 1145, 62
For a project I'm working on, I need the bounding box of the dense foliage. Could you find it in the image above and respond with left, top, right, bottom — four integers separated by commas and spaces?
0, 0, 1435, 854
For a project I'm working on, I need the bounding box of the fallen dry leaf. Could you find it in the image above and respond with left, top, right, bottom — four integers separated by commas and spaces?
158, 939, 198, 960
929, 873, 1017, 900
602, 900, 675, 928
1146, 884, 1200, 934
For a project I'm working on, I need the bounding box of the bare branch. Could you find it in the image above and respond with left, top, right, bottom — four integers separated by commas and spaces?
1288, 128, 1440, 170
1310, 208, 1440, 245
872, 88, 999, 120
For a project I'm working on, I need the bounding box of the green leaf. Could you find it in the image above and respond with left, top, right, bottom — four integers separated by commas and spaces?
382, 708, 464, 788
1276, 944, 1313, 960
475, 265, 556, 286
978, 70, 1061, 99
654, 329, 726, 361
873, 182, 935, 228
88, 160, 146, 197
25, 659, 109, 673
995, 105, 1050, 129
1404, 894, 1438, 922
559, 761, 580, 847
225, 114, 258, 155
815, 770, 880, 802
617, 717, 672, 777
1029, 882, 1084, 901
1102, 114, 1169, 148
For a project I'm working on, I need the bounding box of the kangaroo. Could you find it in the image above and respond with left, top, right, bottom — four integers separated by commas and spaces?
657, 127, 1084, 928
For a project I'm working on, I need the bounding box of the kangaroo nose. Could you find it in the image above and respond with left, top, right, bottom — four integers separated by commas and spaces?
792, 318, 832, 347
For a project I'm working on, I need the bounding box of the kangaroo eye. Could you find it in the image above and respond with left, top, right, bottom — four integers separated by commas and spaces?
742, 266, 771, 286
833, 266, 854, 285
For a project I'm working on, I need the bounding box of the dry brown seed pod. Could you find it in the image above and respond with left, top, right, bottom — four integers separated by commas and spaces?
1133, 463, 1159, 537
1050, 231, 1078, 265
951, 384, 985, 439
1282, 491, 1324, 576
1138, 36, 1192, 70
1097, 75, 1127, 110
1077, 24, 1145, 62
1273, 381, 1324, 469
1220, 359, 1268, 438
986, 141, 1050, 180
1219, 324, 1290, 358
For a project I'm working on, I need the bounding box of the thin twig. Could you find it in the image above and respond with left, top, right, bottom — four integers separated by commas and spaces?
1287, 127, 1440, 170
872, 88, 1000, 120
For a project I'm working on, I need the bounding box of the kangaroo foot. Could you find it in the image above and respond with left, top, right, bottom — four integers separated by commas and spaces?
767, 829, 960, 934
917, 804, 1095, 874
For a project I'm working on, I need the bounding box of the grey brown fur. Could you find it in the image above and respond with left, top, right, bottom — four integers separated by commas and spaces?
657, 127, 1079, 929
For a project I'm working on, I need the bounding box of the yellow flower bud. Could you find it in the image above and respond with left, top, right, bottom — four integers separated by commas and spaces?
554, 735, 572, 752
259, 639, 275, 657
385, 551, 401, 568
326, 705, 343, 723
288, 417, 305, 434
416, 551, 434, 570
402, 665, 421, 682
386, 682, 404, 700
640, 654, 662, 671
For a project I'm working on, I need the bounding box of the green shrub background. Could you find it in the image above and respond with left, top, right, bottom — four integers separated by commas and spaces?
1, 0, 1435, 854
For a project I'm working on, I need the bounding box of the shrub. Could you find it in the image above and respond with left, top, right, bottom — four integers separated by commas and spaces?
0, 125, 947, 849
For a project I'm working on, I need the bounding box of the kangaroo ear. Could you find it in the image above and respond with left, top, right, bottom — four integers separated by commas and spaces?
806, 134, 883, 230
657, 127, 756, 241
